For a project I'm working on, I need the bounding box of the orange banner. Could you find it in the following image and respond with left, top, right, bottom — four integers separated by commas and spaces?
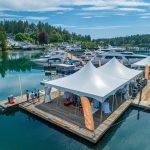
80, 97, 94, 131
145, 64, 149, 80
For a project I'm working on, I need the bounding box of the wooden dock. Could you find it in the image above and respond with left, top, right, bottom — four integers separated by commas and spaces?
0, 95, 26, 110
0, 90, 45, 110
19, 92, 132, 143
1, 81, 150, 143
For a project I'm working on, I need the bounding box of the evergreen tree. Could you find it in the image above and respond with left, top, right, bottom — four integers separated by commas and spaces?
0, 29, 6, 51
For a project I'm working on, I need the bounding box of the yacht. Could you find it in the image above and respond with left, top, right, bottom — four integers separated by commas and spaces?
80, 50, 96, 61
97, 51, 128, 65
120, 51, 146, 64
32, 50, 68, 65
93, 50, 146, 66
99, 45, 126, 52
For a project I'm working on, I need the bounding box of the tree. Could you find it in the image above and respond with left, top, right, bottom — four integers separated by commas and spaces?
49, 34, 63, 43
38, 32, 48, 44
15, 33, 32, 42
0, 30, 6, 51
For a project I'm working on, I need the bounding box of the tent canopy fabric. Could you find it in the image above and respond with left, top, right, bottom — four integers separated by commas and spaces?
44, 61, 129, 103
132, 56, 150, 67
97, 57, 142, 80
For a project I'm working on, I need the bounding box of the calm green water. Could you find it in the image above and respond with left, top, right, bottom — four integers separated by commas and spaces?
0, 50, 150, 150
0, 107, 150, 150
0, 50, 48, 100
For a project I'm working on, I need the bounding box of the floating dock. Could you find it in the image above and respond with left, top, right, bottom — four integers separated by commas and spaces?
0, 95, 26, 110
0, 83, 150, 143
0, 90, 45, 110
19, 96, 131, 143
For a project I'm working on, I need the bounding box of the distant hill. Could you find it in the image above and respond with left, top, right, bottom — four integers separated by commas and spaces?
0, 20, 150, 49
94, 34, 150, 48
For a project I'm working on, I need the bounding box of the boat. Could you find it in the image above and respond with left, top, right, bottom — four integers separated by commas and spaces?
120, 51, 146, 65
64, 59, 81, 66
93, 48, 146, 66
56, 64, 80, 75
99, 45, 126, 52
80, 50, 96, 61
32, 50, 68, 65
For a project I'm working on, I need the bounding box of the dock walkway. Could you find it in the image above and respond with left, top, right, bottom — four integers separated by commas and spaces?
0, 95, 26, 110
0, 90, 45, 110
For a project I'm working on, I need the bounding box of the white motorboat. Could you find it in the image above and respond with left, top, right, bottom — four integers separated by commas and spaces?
80, 50, 96, 61
32, 50, 68, 65
93, 50, 146, 66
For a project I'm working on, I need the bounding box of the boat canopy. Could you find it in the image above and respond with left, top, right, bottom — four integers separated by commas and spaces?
132, 56, 150, 67
97, 57, 142, 80
44, 61, 130, 103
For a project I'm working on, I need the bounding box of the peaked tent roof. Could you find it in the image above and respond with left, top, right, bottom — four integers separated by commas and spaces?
132, 56, 150, 67
44, 61, 128, 103
97, 57, 142, 80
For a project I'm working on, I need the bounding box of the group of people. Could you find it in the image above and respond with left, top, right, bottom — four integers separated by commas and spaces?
26, 89, 40, 102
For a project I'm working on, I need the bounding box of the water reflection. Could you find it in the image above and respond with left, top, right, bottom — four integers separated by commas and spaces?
0, 51, 41, 77
0, 50, 46, 100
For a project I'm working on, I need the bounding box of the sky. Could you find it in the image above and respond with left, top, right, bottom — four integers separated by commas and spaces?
0, 0, 150, 39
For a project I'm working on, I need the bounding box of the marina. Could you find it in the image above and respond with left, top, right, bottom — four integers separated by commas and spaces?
0, 51, 150, 144
0, 49, 150, 149
0, 3, 150, 149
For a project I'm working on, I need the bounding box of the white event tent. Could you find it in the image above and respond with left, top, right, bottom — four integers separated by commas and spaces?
97, 57, 143, 81
132, 56, 150, 67
44, 61, 130, 103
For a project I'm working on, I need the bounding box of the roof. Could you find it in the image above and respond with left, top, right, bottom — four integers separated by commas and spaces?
44, 61, 128, 103
97, 57, 142, 80
132, 56, 150, 67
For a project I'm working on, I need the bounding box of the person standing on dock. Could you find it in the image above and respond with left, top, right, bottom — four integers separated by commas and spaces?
34, 89, 37, 99
26, 90, 29, 101
37, 90, 40, 102
31, 91, 35, 101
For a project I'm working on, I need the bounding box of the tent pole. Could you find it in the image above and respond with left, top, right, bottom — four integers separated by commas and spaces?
100, 103, 103, 123
56, 92, 59, 108
75, 103, 77, 115
115, 94, 118, 107
112, 95, 114, 112
121, 91, 123, 103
